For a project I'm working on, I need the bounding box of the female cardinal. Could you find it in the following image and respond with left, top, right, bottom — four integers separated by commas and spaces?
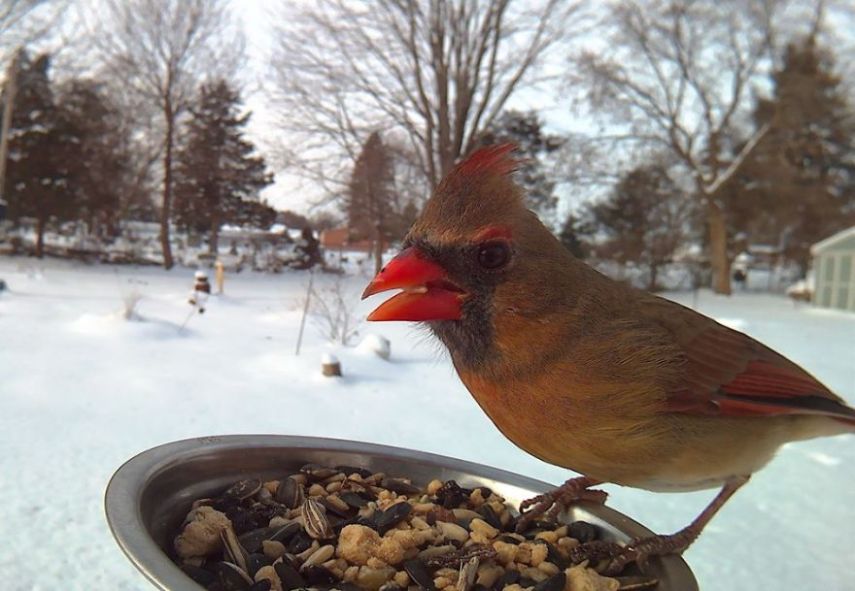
362, 144, 855, 572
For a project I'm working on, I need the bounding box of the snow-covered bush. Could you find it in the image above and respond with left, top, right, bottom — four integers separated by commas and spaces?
118, 277, 148, 320
121, 289, 143, 320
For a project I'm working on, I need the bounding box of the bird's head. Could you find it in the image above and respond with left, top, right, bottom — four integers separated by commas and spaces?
362, 143, 579, 368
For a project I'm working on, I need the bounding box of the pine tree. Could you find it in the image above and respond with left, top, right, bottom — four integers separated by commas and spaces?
588, 164, 693, 291
733, 35, 855, 273
557, 213, 588, 260
56, 80, 133, 238
347, 132, 397, 275
478, 110, 563, 219
3, 52, 78, 257
173, 80, 273, 253
234, 199, 277, 229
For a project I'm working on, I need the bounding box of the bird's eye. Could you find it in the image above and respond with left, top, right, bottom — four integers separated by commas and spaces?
477, 240, 512, 270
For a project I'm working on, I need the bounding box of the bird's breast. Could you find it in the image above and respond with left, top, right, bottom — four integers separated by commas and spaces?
455, 365, 667, 484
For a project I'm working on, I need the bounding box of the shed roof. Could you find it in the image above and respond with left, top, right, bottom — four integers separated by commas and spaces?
811, 226, 855, 255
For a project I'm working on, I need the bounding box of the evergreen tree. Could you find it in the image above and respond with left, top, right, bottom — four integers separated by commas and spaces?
277, 210, 311, 229
478, 110, 563, 219
733, 35, 855, 273
587, 164, 693, 291
347, 132, 397, 275
3, 52, 77, 257
56, 80, 134, 238
173, 80, 273, 253
557, 213, 588, 260
234, 199, 277, 229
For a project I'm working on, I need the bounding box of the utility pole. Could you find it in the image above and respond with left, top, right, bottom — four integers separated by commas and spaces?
0, 50, 21, 218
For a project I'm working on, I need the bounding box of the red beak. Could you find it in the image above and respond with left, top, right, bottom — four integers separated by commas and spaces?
361, 247, 464, 321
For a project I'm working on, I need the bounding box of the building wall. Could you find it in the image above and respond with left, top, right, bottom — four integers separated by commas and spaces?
814, 245, 855, 311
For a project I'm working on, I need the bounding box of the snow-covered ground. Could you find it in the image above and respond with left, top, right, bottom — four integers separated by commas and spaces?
0, 257, 853, 591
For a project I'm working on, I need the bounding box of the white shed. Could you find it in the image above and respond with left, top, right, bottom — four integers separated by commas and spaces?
811, 226, 855, 312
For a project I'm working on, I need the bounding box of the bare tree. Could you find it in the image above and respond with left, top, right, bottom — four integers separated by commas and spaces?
93, 0, 242, 269
575, 0, 784, 295
269, 0, 584, 195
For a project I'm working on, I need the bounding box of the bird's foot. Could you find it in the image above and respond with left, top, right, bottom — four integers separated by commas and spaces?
578, 476, 750, 576
570, 530, 694, 576
516, 476, 607, 532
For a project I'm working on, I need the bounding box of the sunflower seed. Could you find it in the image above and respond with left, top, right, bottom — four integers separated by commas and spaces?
274, 560, 307, 591
217, 561, 253, 591
532, 572, 566, 591
568, 521, 598, 543
339, 491, 369, 509
300, 463, 338, 481
320, 494, 351, 517
301, 498, 334, 539
375, 502, 412, 535
403, 558, 436, 591
224, 478, 263, 501
220, 525, 249, 573
276, 477, 305, 509
303, 564, 337, 585
456, 557, 479, 591
382, 477, 422, 495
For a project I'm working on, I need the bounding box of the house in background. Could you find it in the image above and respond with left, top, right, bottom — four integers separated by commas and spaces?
320, 227, 386, 253
811, 226, 855, 312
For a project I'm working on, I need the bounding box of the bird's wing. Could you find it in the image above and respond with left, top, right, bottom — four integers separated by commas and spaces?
641, 297, 855, 423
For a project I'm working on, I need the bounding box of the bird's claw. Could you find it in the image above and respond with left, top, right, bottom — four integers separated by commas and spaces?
601, 545, 643, 576
518, 492, 553, 515
566, 539, 645, 576
516, 477, 608, 532
597, 532, 692, 576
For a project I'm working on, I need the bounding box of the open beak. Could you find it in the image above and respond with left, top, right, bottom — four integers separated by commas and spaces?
361, 247, 465, 321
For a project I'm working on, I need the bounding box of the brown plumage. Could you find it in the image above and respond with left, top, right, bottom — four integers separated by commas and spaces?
362, 144, 854, 569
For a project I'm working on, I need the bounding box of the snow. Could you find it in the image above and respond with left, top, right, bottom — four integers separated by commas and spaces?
0, 257, 853, 591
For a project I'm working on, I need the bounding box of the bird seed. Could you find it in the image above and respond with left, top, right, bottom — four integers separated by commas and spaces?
170, 466, 656, 591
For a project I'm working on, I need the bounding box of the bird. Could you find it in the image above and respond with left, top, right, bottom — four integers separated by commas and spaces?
361, 143, 855, 572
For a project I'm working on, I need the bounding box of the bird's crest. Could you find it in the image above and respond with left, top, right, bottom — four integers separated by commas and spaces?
455, 143, 519, 180
411, 143, 525, 241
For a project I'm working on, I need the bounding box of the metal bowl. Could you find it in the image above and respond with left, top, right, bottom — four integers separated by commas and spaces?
105, 435, 698, 591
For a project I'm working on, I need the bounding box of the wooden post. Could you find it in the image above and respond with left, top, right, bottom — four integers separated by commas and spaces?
214, 259, 225, 294
321, 353, 342, 377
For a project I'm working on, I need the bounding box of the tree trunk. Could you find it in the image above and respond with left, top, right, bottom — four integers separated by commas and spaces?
707, 201, 731, 295
647, 263, 658, 292
160, 103, 175, 270
373, 233, 384, 276
209, 210, 219, 255
35, 215, 45, 258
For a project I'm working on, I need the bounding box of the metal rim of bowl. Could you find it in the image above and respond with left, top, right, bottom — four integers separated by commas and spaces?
105, 434, 698, 591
